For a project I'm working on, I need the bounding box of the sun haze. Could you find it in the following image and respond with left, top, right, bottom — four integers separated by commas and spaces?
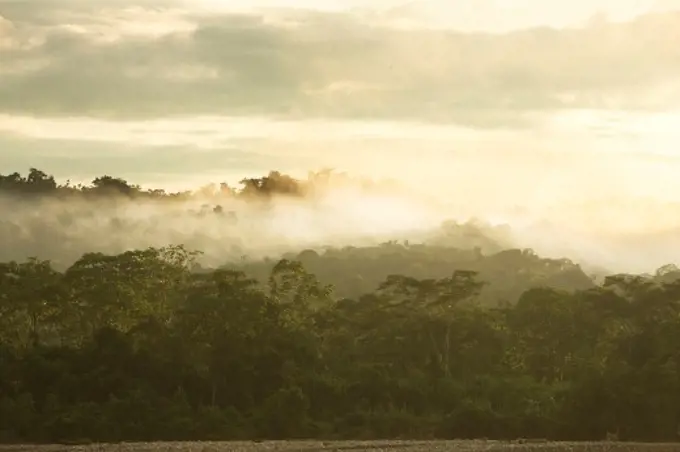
2, 0, 680, 273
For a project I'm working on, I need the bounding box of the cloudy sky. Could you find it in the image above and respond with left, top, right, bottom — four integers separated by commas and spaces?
2, 0, 680, 222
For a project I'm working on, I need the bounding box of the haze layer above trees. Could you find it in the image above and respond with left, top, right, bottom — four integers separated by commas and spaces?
0, 167, 518, 270
2, 167, 679, 276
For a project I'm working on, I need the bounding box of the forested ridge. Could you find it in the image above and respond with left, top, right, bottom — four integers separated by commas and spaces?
0, 168, 406, 200
2, 169, 680, 444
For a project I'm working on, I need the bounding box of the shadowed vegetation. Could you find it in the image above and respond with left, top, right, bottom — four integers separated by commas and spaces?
1, 242, 680, 443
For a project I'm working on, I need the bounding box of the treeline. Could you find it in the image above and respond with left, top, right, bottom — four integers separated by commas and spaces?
0, 168, 405, 200
2, 245, 680, 443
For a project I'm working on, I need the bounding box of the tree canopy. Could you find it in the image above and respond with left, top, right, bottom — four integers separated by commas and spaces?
0, 168, 406, 201
1, 243, 680, 443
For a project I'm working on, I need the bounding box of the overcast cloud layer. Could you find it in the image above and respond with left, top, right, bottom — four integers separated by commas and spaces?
2, 1, 680, 122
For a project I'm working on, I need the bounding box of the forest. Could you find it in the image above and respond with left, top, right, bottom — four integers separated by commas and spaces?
0, 167, 407, 200
1, 169, 680, 443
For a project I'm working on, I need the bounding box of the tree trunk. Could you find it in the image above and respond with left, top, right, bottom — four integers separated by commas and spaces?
443, 323, 451, 378
30, 312, 39, 347
427, 329, 442, 375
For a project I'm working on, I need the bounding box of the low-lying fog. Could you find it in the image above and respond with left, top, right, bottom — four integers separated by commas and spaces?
2, 176, 679, 276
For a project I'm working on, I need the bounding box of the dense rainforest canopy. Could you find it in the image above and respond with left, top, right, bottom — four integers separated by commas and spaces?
2, 244, 680, 443
2, 168, 680, 444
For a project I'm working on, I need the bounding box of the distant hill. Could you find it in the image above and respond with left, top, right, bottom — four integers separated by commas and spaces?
227, 243, 596, 305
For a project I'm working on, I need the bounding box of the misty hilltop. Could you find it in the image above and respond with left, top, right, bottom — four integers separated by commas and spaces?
1, 167, 679, 297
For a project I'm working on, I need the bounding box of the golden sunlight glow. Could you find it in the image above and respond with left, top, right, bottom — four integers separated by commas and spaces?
3, 0, 680, 275
189, 0, 680, 31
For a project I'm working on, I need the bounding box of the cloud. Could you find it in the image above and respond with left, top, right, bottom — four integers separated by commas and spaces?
0, 2, 679, 126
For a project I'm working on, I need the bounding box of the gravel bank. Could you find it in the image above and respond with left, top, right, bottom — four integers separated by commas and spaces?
2, 441, 680, 452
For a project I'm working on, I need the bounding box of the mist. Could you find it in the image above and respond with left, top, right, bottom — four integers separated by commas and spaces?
2, 167, 680, 277
0, 177, 448, 267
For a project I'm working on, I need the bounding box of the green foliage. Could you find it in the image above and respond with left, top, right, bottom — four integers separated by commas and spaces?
0, 168, 405, 201
237, 245, 595, 306
1, 243, 680, 443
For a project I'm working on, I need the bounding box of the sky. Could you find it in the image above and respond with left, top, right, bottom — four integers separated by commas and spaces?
2, 0, 680, 266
